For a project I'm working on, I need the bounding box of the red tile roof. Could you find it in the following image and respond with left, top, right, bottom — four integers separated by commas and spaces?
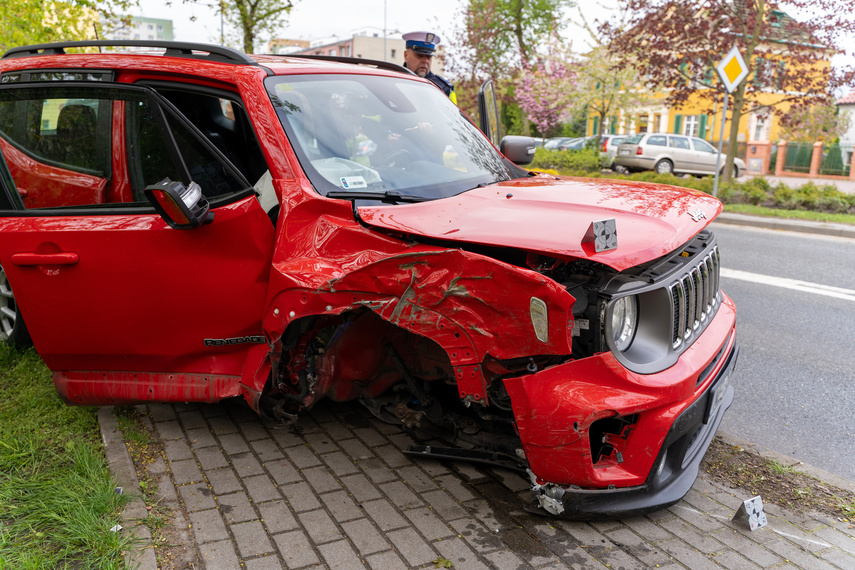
836, 91, 855, 105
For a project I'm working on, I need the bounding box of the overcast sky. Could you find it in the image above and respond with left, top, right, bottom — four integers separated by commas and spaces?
128, 0, 853, 76
129, 0, 614, 51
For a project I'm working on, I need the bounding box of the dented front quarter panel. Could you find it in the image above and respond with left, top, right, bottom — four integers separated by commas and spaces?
504, 293, 737, 489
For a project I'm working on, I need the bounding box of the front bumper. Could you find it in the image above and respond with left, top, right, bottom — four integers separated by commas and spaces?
547, 341, 737, 519
504, 293, 738, 519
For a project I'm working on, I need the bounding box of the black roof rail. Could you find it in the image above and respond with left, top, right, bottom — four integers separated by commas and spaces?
276, 54, 415, 76
1, 41, 257, 65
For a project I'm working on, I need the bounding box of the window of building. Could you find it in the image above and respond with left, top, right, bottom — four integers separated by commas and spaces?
652, 113, 661, 133
637, 114, 649, 133
683, 115, 699, 137
329, 49, 337, 56
753, 115, 769, 140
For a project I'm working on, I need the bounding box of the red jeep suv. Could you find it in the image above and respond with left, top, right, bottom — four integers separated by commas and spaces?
0, 41, 737, 519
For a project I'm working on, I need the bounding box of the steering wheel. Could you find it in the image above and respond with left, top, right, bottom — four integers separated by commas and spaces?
375, 148, 413, 168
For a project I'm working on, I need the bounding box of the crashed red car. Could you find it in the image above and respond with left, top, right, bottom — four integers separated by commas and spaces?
0, 41, 737, 519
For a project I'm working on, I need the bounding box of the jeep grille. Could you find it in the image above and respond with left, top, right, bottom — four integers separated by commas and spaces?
669, 247, 720, 350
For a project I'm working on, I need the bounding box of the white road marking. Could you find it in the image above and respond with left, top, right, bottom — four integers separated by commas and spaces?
720, 268, 855, 303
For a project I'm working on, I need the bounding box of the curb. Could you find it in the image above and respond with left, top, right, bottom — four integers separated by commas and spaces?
715, 211, 855, 239
98, 407, 158, 570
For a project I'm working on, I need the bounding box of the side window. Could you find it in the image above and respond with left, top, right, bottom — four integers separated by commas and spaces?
0, 87, 112, 209
0, 84, 252, 211
0, 96, 107, 174
153, 88, 268, 189
692, 138, 716, 153
647, 135, 667, 146
668, 136, 690, 150
125, 99, 247, 200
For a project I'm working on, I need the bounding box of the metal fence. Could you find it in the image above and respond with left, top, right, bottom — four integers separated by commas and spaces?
819, 143, 854, 177
783, 143, 813, 174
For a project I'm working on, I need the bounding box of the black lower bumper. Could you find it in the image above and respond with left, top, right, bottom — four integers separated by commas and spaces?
535, 342, 739, 520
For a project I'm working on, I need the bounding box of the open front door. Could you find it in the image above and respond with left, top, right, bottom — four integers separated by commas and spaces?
478, 80, 501, 147
0, 81, 275, 402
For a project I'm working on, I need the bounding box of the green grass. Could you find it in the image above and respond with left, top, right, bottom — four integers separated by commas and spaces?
768, 459, 797, 475
0, 345, 132, 569
723, 203, 855, 225
535, 162, 855, 225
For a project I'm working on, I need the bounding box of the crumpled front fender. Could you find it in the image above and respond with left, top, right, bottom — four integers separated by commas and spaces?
264, 248, 576, 404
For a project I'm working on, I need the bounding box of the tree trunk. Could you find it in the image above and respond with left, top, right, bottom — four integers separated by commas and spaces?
722, 80, 747, 183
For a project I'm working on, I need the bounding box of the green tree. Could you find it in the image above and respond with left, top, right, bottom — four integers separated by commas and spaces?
780, 103, 851, 143
220, 0, 296, 54
1, 0, 132, 52
449, 0, 575, 78
575, 45, 648, 139
446, 0, 575, 133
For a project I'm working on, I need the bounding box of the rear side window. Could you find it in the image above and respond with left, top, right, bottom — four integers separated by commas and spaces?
668, 136, 690, 149
647, 135, 667, 146
0, 84, 250, 211
0, 95, 109, 177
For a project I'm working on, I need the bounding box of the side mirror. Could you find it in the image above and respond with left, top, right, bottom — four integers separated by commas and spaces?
501, 136, 537, 166
144, 178, 213, 230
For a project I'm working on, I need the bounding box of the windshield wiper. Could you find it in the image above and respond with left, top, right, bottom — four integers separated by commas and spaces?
325, 190, 432, 203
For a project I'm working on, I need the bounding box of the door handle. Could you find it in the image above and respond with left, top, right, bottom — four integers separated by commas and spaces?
11, 252, 79, 266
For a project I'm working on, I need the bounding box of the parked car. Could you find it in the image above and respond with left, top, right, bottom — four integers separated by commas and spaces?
543, 136, 580, 150
600, 135, 626, 167
0, 40, 737, 520
578, 134, 627, 167
615, 133, 746, 178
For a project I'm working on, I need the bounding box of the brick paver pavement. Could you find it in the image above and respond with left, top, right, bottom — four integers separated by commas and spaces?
127, 398, 855, 569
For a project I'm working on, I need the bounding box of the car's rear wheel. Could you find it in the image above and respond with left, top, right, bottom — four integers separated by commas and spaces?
654, 159, 673, 175
0, 264, 31, 349
720, 165, 740, 179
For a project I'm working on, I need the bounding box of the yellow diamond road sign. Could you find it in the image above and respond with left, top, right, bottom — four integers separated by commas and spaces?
716, 45, 748, 93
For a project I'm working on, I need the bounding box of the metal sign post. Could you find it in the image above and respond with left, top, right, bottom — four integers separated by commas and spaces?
712, 46, 749, 197
712, 94, 728, 197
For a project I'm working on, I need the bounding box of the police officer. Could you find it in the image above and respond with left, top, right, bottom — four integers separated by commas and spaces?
402, 31, 457, 105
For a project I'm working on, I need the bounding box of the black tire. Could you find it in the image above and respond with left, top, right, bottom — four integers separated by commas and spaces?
0, 263, 32, 350
654, 159, 673, 175
733, 165, 740, 179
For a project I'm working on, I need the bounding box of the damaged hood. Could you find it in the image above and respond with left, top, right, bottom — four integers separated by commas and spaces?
359, 175, 722, 271
357, 176, 723, 272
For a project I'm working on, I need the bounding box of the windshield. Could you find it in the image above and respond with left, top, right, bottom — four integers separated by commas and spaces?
265, 74, 520, 201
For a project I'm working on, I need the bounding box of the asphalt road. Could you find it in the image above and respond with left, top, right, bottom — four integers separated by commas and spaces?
711, 222, 855, 481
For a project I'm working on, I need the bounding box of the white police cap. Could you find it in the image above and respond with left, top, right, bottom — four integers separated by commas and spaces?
402, 31, 441, 55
